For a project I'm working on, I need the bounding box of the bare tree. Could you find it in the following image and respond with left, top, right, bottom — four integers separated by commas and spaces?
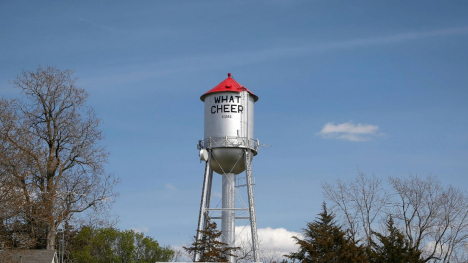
450, 243, 468, 263
0, 66, 118, 250
169, 248, 187, 262
390, 175, 468, 262
323, 173, 468, 263
0, 98, 39, 250
234, 229, 289, 263
234, 235, 254, 262
322, 172, 390, 247
259, 247, 288, 263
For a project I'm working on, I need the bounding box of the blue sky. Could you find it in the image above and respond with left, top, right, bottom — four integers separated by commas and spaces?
1, 0, 468, 253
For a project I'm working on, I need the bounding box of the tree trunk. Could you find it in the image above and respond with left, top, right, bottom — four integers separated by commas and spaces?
47, 224, 56, 250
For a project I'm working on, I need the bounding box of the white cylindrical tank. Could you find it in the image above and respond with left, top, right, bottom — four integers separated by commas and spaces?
203, 89, 255, 140
200, 73, 258, 175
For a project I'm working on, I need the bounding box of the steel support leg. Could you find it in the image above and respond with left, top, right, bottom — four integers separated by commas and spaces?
245, 149, 259, 262
194, 155, 212, 262
222, 173, 236, 263
206, 169, 213, 214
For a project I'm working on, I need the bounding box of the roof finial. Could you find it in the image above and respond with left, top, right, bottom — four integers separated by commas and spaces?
228, 73, 231, 77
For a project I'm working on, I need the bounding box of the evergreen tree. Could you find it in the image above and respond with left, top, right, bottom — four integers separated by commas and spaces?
370, 216, 423, 263
286, 203, 368, 263
184, 220, 239, 262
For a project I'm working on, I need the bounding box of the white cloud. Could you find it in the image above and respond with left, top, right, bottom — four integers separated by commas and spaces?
421, 241, 448, 260
172, 226, 301, 261
167, 245, 192, 262
131, 226, 149, 233
81, 27, 468, 88
235, 226, 301, 257
165, 183, 176, 190
318, 121, 382, 141
305, 27, 468, 53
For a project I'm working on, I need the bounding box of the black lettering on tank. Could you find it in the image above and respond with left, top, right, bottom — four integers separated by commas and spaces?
231, 104, 237, 113
238, 105, 243, 113
221, 96, 228, 103
224, 104, 229, 112
235, 96, 241, 103
216, 105, 223, 113
211, 106, 216, 114
214, 96, 221, 103
229, 96, 234, 103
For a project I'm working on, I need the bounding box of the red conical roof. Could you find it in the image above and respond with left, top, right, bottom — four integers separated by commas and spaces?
200, 73, 258, 102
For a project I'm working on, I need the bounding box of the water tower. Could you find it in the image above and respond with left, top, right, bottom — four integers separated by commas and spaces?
195, 73, 261, 262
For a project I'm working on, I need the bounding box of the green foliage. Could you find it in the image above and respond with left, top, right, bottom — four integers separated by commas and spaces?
70, 226, 174, 263
286, 203, 368, 263
184, 220, 239, 262
70, 226, 98, 263
369, 216, 423, 263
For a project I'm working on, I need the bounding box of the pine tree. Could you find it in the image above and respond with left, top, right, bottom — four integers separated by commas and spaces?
286, 203, 368, 263
184, 220, 239, 262
370, 216, 423, 263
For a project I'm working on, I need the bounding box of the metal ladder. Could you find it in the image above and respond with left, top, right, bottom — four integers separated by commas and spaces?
239, 90, 245, 140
